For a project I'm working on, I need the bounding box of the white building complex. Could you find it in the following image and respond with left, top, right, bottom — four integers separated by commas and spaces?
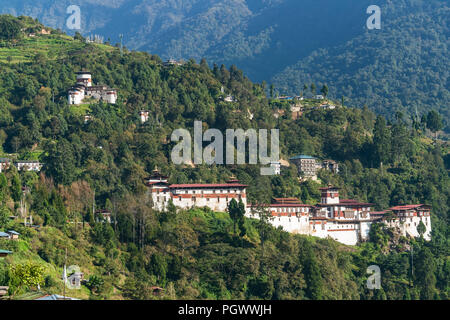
145, 170, 432, 246
247, 186, 432, 245
146, 169, 247, 213
68, 71, 117, 105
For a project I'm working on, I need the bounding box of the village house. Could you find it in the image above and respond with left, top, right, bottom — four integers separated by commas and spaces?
96, 210, 112, 223
163, 59, 183, 67
290, 155, 340, 179
14, 160, 43, 172
139, 110, 150, 123
145, 169, 247, 212
269, 161, 281, 175
0, 158, 11, 173
0, 249, 12, 258
321, 159, 339, 174
68, 71, 117, 105
289, 155, 319, 179
7, 230, 20, 240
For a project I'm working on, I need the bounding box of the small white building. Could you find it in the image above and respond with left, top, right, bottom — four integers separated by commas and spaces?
76, 71, 92, 87
14, 161, 43, 172
0, 158, 11, 173
139, 111, 150, 123
269, 161, 281, 175
68, 71, 117, 105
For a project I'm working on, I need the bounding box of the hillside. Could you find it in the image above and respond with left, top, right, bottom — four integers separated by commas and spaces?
1, 0, 448, 132
0, 17, 448, 300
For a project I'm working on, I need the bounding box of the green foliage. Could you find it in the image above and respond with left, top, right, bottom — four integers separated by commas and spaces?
0, 15, 22, 41
8, 262, 45, 298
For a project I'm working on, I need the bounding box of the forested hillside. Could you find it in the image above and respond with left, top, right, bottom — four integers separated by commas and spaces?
0, 16, 448, 300
2, 0, 448, 131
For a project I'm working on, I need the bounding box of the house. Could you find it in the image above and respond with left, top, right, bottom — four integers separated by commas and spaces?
146, 169, 247, 212
7, 230, 20, 240
0, 249, 12, 257
321, 160, 339, 174
163, 59, 183, 67
269, 161, 281, 175
289, 155, 318, 179
139, 111, 150, 124
14, 160, 43, 172
314, 95, 324, 100
224, 95, 235, 102
68, 71, 117, 105
96, 210, 112, 223
0, 158, 11, 173
84, 115, 93, 124
151, 286, 164, 296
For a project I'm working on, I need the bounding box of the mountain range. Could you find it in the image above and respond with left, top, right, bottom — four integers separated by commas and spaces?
1, 0, 449, 130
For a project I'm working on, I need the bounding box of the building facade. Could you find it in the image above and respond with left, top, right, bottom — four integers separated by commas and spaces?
68, 71, 117, 105
246, 186, 431, 246
146, 170, 248, 212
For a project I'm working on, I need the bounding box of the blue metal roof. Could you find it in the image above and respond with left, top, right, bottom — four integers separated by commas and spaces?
0, 232, 9, 237
0, 249, 12, 254
35, 294, 79, 300
289, 155, 316, 160
7, 230, 20, 235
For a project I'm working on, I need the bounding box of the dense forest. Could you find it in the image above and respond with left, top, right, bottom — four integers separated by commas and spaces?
0, 16, 448, 300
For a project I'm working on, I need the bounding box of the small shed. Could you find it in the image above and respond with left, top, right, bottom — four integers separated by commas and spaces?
0, 249, 12, 257
7, 230, 20, 240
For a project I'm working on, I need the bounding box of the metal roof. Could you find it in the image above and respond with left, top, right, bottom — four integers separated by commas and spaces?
289, 155, 316, 160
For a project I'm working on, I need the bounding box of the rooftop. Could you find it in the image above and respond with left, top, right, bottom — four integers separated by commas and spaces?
289, 155, 316, 160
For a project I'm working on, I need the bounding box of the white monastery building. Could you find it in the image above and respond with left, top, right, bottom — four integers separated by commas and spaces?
68, 71, 117, 105
247, 185, 432, 246
146, 169, 247, 213
145, 170, 432, 246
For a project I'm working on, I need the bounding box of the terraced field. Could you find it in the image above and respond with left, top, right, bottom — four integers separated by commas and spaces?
0, 34, 114, 64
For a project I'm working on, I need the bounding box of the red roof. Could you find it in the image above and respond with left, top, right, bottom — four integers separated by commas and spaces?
169, 183, 247, 189
389, 204, 428, 210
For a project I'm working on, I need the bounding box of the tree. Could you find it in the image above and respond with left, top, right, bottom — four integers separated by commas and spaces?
426, 110, 443, 139
414, 247, 437, 299
0, 15, 22, 40
320, 84, 329, 98
300, 242, 323, 300
227, 198, 246, 237
8, 262, 45, 298
372, 116, 391, 167
417, 220, 426, 238
310, 83, 316, 95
